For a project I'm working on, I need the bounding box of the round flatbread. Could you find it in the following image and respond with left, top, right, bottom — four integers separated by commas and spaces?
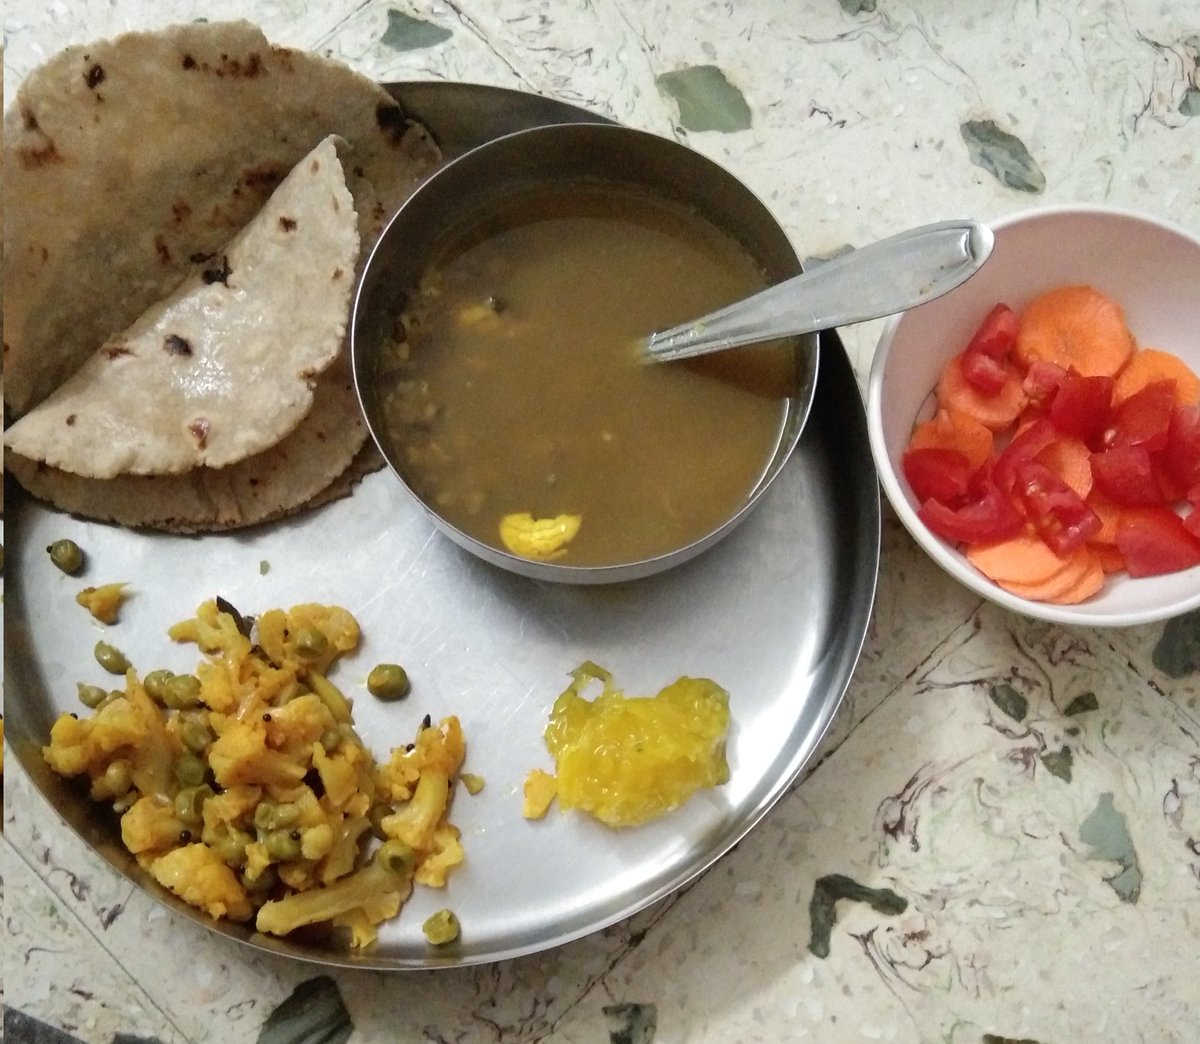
5, 136, 359, 478
6, 359, 375, 533
3, 19, 441, 417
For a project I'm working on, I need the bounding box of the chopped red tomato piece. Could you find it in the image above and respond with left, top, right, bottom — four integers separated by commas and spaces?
1048, 369, 1113, 444
961, 351, 1010, 395
1012, 460, 1102, 555
917, 479, 1024, 545
1184, 505, 1200, 542
1114, 507, 1200, 577
1104, 379, 1176, 452
993, 418, 1057, 495
965, 303, 1019, 360
902, 447, 974, 505
1022, 360, 1066, 407
961, 304, 1020, 394
1164, 405, 1200, 491
1090, 445, 1164, 507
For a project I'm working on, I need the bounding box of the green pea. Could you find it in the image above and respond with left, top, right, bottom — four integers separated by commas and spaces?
77, 683, 109, 709
422, 908, 460, 946
174, 784, 214, 825
293, 626, 329, 660
94, 641, 131, 675
367, 663, 411, 701
162, 673, 202, 709
177, 715, 213, 754
374, 839, 417, 877
212, 828, 252, 867
264, 828, 302, 861
173, 751, 208, 788
253, 802, 300, 832
242, 864, 279, 894
142, 669, 174, 704
47, 538, 85, 575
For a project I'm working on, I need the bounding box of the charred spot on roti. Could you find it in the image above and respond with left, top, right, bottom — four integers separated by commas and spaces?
102, 345, 133, 360
66, 415, 77, 427
181, 53, 197, 70
375, 102, 413, 144
332, 268, 344, 281
279, 216, 297, 232
172, 199, 193, 226
163, 334, 193, 357
155, 235, 172, 265
189, 251, 216, 264
201, 256, 233, 286
19, 140, 64, 168
84, 63, 106, 89
189, 418, 211, 449
240, 163, 287, 194
22, 105, 40, 131
203, 51, 267, 79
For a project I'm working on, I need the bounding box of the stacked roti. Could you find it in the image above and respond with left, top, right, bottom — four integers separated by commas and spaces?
2, 21, 443, 531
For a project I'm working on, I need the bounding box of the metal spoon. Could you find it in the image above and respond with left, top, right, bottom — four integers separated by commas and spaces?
642, 219, 994, 363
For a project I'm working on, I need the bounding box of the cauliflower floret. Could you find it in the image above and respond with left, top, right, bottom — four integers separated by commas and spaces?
44, 677, 177, 799
121, 795, 187, 856
207, 719, 305, 790
415, 824, 464, 888
168, 599, 251, 659
265, 693, 335, 754
379, 717, 465, 851
75, 582, 130, 624
149, 843, 252, 921
256, 604, 359, 676
256, 840, 414, 947
313, 738, 374, 808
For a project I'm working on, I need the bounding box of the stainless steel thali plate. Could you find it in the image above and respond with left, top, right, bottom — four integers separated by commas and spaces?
4, 83, 880, 970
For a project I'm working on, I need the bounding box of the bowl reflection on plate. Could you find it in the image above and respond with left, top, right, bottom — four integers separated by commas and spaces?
351, 122, 819, 584
868, 204, 1200, 626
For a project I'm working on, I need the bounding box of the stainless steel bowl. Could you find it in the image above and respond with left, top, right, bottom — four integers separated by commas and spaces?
351, 122, 819, 583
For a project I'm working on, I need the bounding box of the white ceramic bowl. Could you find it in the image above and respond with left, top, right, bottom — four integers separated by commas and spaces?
868, 204, 1200, 626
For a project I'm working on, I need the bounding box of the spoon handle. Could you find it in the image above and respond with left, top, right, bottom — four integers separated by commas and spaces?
643, 219, 994, 362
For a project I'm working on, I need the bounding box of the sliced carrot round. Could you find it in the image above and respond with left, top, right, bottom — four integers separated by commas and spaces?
1085, 490, 1123, 546
1090, 543, 1126, 574
1014, 285, 1134, 378
966, 532, 1066, 585
998, 547, 1102, 604
907, 407, 995, 474
1113, 347, 1200, 406
936, 353, 1026, 432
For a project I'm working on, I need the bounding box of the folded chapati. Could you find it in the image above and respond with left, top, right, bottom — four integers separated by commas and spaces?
5, 358, 376, 533
3, 19, 441, 417
5, 135, 359, 477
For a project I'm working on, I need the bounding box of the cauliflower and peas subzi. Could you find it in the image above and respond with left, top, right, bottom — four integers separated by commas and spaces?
43, 597, 467, 948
